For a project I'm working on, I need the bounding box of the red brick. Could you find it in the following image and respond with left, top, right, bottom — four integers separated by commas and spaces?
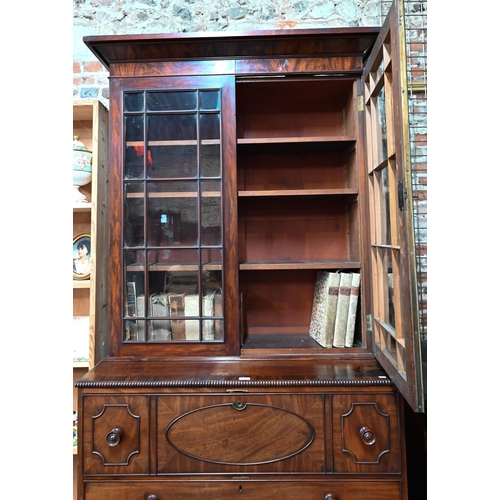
83, 61, 106, 73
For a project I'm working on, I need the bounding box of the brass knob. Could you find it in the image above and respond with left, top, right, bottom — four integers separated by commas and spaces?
359, 426, 376, 445
106, 427, 122, 447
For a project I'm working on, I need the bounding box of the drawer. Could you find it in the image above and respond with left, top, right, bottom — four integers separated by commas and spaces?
85, 480, 402, 500
157, 394, 326, 474
81, 395, 150, 475
333, 394, 401, 473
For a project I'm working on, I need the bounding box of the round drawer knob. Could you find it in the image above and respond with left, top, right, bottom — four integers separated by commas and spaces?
359, 426, 376, 445
106, 427, 122, 447
324, 495, 337, 500
145, 495, 159, 500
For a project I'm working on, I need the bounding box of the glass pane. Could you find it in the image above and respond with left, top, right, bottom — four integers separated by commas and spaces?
125, 319, 146, 341
124, 92, 144, 112
125, 146, 145, 180
147, 91, 197, 111
380, 247, 395, 330
168, 292, 186, 341
124, 184, 145, 247
202, 249, 222, 277
201, 180, 221, 246
148, 293, 172, 341
124, 250, 146, 342
125, 115, 144, 142
185, 292, 201, 341
149, 248, 199, 268
200, 143, 221, 178
373, 86, 388, 163
200, 90, 220, 110
147, 181, 198, 247
148, 145, 197, 179
148, 114, 197, 142
202, 252, 223, 342
373, 57, 384, 86
375, 166, 392, 246
200, 113, 220, 141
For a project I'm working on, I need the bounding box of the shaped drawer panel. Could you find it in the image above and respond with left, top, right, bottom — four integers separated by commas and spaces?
157, 394, 326, 473
333, 393, 401, 473
82, 395, 150, 475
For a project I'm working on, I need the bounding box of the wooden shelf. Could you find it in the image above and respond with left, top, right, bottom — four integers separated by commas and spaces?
237, 135, 356, 145
239, 260, 361, 270
73, 361, 90, 368
73, 280, 91, 289
239, 188, 358, 197
73, 204, 92, 213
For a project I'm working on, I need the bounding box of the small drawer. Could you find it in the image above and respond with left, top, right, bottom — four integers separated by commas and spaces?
81, 395, 149, 475
333, 393, 401, 473
85, 480, 402, 500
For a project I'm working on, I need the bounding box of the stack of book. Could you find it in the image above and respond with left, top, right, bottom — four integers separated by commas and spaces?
133, 289, 222, 341
308, 271, 360, 348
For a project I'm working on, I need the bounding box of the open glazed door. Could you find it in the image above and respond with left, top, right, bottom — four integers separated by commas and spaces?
363, 0, 424, 413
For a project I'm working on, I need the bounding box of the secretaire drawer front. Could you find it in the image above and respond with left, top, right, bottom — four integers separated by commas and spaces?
333, 394, 401, 473
157, 394, 326, 474
82, 395, 150, 475
85, 480, 402, 500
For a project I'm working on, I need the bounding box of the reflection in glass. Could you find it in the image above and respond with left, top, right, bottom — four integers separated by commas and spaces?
148, 114, 197, 142
124, 92, 144, 112
375, 167, 392, 246
125, 320, 146, 341
200, 91, 220, 110
124, 185, 145, 247
374, 87, 388, 163
147, 181, 198, 247
147, 91, 197, 111
202, 255, 223, 342
125, 115, 144, 142
122, 87, 224, 343
201, 180, 222, 246
200, 113, 220, 141
200, 144, 221, 178
123, 250, 146, 342
388, 334, 397, 360
147, 145, 197, 179
374, 56, 384, 85
380, 248, 395, 329
125, 146, 145, 179
148, 293, 172, 341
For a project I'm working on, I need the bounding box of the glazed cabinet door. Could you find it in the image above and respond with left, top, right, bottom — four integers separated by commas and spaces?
362, 0, 424, 412
107, 74, 239, 358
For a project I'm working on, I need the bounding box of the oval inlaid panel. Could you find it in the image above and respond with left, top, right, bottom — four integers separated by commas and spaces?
166, 402, 315, 465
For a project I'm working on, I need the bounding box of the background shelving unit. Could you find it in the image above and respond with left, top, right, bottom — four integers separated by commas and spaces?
72, 99, 109, 498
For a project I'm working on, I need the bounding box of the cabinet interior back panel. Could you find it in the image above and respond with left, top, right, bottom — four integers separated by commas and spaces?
238, 149, 351, 191
240, 269, 317, 333
239, 199, 348, 262
236, 79, 354, 139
